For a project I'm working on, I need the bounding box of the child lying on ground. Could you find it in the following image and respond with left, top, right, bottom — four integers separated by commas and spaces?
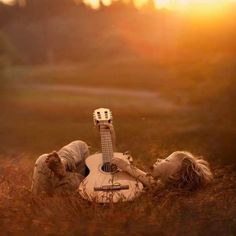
111, 151, 213, 191
31, 139, 213, 196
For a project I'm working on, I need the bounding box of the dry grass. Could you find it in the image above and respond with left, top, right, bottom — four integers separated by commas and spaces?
0, 157, 235, 235
0, 63, 236, 235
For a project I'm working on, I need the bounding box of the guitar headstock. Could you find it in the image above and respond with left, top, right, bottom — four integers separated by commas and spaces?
93, 108, 113, 127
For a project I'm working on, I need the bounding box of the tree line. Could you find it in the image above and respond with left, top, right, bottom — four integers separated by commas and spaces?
0, 0, 236, 65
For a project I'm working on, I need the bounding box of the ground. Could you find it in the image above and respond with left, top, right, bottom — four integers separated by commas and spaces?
0, 62, 235, 235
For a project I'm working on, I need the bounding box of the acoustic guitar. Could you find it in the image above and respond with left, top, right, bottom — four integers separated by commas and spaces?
78, 108, 143, 203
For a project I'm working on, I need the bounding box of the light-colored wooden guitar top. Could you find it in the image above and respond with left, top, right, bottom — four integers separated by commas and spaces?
78, 108, 143, 203
78, 152, 143, 203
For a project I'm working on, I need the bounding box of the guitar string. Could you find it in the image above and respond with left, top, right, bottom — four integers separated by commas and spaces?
100, 125, 114, 172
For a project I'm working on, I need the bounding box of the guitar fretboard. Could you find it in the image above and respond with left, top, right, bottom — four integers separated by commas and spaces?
100, 124, 114, 163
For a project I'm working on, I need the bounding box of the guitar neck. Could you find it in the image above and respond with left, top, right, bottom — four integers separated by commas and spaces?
100, 124, 114, 163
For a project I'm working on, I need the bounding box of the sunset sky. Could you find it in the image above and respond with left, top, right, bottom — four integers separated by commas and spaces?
82, 0, 235, 10
0, 0, 235, 10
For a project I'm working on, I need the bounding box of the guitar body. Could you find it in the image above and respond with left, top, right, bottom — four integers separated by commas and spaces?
78, 108, 143, 203
78, 152, 143, 203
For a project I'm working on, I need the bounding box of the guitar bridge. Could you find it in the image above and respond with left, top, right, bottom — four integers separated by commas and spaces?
94, 184, 129, 191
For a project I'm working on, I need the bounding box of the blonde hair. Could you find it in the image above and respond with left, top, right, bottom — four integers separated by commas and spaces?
166, 152, 213, 190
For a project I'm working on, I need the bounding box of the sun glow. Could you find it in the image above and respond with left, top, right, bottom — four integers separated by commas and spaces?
0, 0, 235, 12
0, 0, 15, 5
80, 0, 235, 11
0, 0, 26, 6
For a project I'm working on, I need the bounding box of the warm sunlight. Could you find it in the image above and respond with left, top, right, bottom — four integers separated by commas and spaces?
80, 0, 235, 12
0, 0, 14, 5
152, 0, 229, 10
0, 0, 235, 12
0, 0, 26, 6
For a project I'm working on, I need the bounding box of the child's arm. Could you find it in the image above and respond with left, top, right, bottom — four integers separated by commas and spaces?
111, 155, 157, 187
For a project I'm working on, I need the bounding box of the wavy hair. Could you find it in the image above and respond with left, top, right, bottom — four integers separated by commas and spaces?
166, 152, 213, 190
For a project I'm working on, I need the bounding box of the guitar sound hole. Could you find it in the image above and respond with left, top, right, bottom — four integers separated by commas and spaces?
101, 162, 118, 173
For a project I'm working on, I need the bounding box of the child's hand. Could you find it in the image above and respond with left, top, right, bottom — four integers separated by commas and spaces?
111, 153, 132, 170
123, 151, 133, 163
97, 123, 113, 130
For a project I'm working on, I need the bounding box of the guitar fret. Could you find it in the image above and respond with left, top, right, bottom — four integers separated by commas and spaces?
100, 126, 114, 164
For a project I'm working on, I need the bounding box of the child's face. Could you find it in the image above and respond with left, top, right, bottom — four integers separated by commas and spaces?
150, 152, 184, 181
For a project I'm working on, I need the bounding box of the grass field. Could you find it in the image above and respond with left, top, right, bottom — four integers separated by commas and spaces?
0, 62, 236, 235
